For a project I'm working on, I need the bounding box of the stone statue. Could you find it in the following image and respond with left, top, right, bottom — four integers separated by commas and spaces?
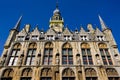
0, 57, 6, 66
36, 57, 40, 66
19, 56, 23, 66
77, 58, 80, 64
56, 58, 59, 65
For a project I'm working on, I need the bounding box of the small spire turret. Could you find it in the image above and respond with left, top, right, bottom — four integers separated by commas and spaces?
13, 16, 22, 31
98, 15, 108, 31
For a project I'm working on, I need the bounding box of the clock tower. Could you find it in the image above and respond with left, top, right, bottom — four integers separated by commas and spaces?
49, 4, 64, 32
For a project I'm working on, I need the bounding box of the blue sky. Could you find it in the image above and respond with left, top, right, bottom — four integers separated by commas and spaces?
0, 0, 120, 55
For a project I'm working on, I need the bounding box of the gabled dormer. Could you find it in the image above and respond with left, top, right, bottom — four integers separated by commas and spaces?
95, 27, 105, 41
30, 27, 40, 41
45, 28, 56, 40
63, 27, 72, 41
16, 24, 30, 41
79, 27, 89, 41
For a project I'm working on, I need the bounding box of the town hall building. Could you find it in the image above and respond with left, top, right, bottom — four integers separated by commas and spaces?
0, 4, 120, 80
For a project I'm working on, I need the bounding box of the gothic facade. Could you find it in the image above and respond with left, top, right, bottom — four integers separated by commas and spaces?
0, 5, 120, 80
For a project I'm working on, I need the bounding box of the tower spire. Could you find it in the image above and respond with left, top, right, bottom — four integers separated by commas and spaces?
98, 15, 108, 31
13, 16, 22, 31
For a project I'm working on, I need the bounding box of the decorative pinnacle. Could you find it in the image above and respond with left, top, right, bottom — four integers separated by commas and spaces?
14, 15, 22, 31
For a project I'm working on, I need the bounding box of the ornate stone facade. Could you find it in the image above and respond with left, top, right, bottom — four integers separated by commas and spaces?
0, 5, 120, 80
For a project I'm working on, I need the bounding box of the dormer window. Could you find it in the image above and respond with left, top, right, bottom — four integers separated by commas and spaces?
64, 36, 72, 41
31, 35, 38, 40
17, 36, 24, 41
47, 35, 55, 40
80, 35, 88, 41
97, 36, 104, 41
58, 32, 61, 36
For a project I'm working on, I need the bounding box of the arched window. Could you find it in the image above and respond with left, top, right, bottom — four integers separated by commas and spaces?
62, 68, 75, 80
1, 68, 14, 80
106, 68, 120, 80
62, 43, 73, 64
81, 43, 93, 65
40, 68, 52, 80
43, 42, 53, 65
98, 43, 113, 65
85, 68, 97, 80
25, 43, 37, 65
21, 68, 32, 80
8, 43, 21, 66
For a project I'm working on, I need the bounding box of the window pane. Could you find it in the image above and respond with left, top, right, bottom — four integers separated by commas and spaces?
44, 49, 49, 55
8, 57, 14, 66
100, 49, 104, 55
87, 49, 91, 55
50, 49, 53, 55
43, 56, 48, 65
48, 56, 52, 65
102, 56, 107, 65
12, 50, 16, 56
28, 50, 32, 56
63, 49, 67, 55
83, 56, 88, 65
33, 49, 36, 55
62, 77, 68, 80
82, 49, 86, 55
31, 57, 35, 65
41, 77, 51, 80
68, 56, 73, 64
105, 49, 109, 55
88, 56, 93, 65
62, 56, 67, 64
107, 56, 113, 65
16, 50, 20, 56
26, 57, 31, 65
68, 49, 72, 55
13, 57, 18, 65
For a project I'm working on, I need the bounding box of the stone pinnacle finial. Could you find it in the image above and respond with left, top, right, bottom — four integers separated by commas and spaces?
98, 15, 108, 31
13, 16, 22, 31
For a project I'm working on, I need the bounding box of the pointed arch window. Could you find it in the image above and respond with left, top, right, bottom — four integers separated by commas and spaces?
62, 43, 73, 64
85, 68, 98, 80
81, 43, 93, 65
1, 69, 14, 80
8, 43, 21, 66
40, 68, 52, 80
43, 42, 53, 65
62, 68, 75, 80
98, 43, 113, 65
20, 68, 32, 80
106, 68, 120, 80
25, 43, 37, 65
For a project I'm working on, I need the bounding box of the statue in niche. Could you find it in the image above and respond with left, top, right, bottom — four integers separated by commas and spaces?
56, 57, 59, 65
19, 51, 24, 66
0, 56, 6, 66
77, 57, 80, 64
96, 54, 101, 65
36, 53, 41, 66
